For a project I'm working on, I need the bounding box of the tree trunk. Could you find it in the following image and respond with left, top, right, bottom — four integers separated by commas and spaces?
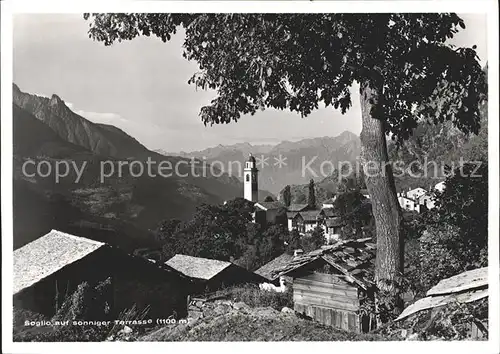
359, 78, 404, 317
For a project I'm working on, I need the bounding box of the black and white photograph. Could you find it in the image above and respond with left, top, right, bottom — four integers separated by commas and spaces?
1, 1, 499, 351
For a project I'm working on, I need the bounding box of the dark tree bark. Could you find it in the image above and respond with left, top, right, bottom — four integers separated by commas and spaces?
359, 76, 404, 315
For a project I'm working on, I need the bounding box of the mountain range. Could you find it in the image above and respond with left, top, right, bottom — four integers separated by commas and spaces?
12, 84, 273, 251
12, 79, 487, 252
159, 130, 362, 194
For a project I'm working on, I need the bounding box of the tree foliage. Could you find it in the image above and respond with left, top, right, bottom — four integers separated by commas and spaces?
285, 229, 302, 255
158, 197, 286, 270
302, 226, 326, 252
85, 13, 486, 310
283, 185, 291, 207
418, 162, 488, 289
308, 179, 316, 209
333, 188, 374, 239
84, 13, 485, 140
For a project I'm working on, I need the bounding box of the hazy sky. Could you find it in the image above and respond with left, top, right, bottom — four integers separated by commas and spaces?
13, 14, 487, 152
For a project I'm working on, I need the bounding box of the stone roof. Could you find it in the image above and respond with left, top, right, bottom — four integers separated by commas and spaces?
165, 254, 232, 280
396, 267, 488, 321
255, 253, 295, 281
300, 210, 322, 222
286, 211, 304, 220
321, 208, 338, 218
271, 237, 376, 290
13, 230, 106, 294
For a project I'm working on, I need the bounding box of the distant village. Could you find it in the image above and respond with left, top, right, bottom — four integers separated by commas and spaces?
244, 154, 446, 243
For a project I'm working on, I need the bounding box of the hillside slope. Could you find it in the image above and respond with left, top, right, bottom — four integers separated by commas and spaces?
11, 86, 252, 250
139, 301, 385, 341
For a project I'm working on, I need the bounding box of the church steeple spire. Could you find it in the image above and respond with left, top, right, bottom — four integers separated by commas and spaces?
244, 153, 258, 202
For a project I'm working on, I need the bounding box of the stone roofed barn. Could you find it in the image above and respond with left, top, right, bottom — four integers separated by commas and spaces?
271, 238, 377, 333
13, 230, 190, 319
165, 254, 266, 293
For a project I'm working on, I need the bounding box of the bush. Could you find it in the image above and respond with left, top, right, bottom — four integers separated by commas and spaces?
375, 298, 488, 340
414, 162, 488, 293
215, 284, 293, 311
53, 277, 113, 322
420, 224, 487, 290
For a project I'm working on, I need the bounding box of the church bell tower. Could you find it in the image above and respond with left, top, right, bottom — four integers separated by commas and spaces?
244, 154, 258, 202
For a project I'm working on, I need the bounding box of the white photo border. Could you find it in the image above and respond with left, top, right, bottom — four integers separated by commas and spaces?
1, 1, 498, 353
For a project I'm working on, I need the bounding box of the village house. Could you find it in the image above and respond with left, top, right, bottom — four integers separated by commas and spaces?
287, 204, 347, 238
287, 211, 305, 233
320, 207, 337, 219
406, 187, 427, 200
165, 254, 266, 293
417, 193, 435, 210
397, 187, 437, 213
13, 230, 190, 319
324, 217, 344, 243
271, 238, 377, 333
360, 189, 370, 199
287, 203, 309, 213
397, 192, 419, 212
254, 201, 286, 225
299, 210, 324, 233
322, 196, 337, 209
434, 181, 446, 193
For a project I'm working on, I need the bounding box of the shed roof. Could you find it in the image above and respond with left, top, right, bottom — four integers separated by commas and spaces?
426, 266, 487, 296
396, 267, 488, 321
271, 237, 376, 290
13, 230, 106, 294
255, 253, 295, 281
165, 254, 232, 280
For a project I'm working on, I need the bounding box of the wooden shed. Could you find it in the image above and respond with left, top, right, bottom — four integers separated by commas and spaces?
272, 238, 377, 333
13, 230, 191, 320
